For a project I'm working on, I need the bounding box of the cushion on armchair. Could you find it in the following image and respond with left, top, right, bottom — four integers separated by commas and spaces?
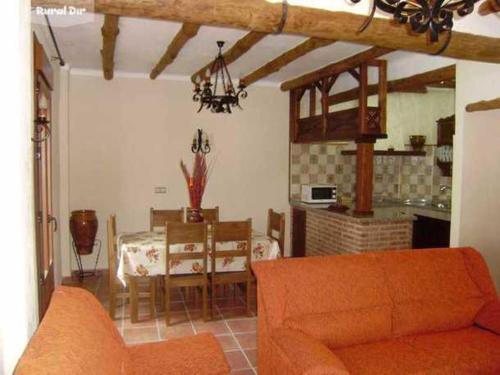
475, 300, 500, 334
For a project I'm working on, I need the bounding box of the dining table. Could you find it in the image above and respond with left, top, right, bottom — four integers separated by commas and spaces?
116, 229, 280, 285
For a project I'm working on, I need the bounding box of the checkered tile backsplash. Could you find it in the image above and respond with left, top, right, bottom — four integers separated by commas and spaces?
290, 143, 452, 203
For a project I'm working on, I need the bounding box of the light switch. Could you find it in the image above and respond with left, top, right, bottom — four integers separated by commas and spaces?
154, 187, 167, 194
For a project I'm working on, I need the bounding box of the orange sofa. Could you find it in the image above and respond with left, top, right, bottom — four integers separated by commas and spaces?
252, 247, 500, 374
15, 286, 230, 375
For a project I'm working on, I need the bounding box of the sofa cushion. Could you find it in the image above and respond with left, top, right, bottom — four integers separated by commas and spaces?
284, 306, 392, 349
270, 328, 349, 375
475, 299, 500, 334
403, 327, 500, 373
334, 337, 452, 374
392, 296, 486, 337
282, 255, 392, 318
377, 248, 488, 336
15, 287, 128, 375
127, 333, 229, 375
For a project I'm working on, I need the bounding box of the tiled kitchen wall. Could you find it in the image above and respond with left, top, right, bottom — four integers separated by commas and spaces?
290, 143, 452, 203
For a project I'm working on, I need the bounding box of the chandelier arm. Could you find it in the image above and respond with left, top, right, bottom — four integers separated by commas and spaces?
431, 29, 453, 55
273, 0, 288, 34
357, 0, 378, 33
213, 61, 220, 97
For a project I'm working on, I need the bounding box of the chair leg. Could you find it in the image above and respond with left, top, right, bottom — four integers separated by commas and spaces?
129, 276, 139, 323
109, 281, 116, 320
149, 277, 156, 319
246, 280, 252, 317
211, 281, 216, 320
165, 278, 171, 326
203, 283, 208, 322
157, 277, 165, 312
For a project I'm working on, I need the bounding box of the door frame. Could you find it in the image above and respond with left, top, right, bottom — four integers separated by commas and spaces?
33, 35, 56, 320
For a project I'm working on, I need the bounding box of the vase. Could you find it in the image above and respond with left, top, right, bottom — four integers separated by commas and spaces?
187, 207, 204, 223
70, 210, 98, 255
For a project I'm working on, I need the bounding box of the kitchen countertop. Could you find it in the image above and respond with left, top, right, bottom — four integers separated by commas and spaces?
290, 198, 451, 222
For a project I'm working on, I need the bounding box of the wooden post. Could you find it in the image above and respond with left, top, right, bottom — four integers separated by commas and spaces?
354, 141, 374, 216
309, 86, 316, 117
358, 63, 368, 134
321, 78, 328, 137
289, 89, 300, 142
377, 60, 388, 135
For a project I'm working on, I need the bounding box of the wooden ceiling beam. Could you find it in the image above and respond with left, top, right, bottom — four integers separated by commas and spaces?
478, 0, 500, 15
466, 97, 500, 112
32, 1, 500, 64
281, 47, 392, 91
101, 14, 119, 80
328, 65, 456, 106
191, 31, 267, 84
150, 23, 200, 80
240, 38, 335, 87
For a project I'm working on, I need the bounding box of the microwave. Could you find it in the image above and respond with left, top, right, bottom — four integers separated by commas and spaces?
301, 184, 337, 203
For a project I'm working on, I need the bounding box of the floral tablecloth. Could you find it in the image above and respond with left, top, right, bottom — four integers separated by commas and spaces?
116, 230, 280, 284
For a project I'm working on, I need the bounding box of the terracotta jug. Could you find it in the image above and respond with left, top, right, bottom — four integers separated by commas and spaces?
70, 210, 98, 255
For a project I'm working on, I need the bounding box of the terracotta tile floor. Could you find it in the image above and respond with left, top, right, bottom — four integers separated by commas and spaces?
63, 272, 258, 374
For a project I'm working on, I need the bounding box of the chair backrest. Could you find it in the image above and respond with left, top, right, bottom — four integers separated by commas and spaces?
107, 215, 118, 284
165, 222, 208, 276
186, 206, 219, 223
150, 207, 184, 231
267, 209, 285, 256
211, 220, 252, 275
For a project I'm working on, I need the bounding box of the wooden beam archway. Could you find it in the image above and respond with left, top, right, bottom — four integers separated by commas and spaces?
33, 0, 500, 64
240, 38, 335, 87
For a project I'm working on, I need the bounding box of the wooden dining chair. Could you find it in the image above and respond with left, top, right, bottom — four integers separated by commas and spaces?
150, 207, 184, 231
165, 222, 209, 325
267, 209, 285, 257
186, 206, 220, 223
107, 215, 156, 322
210, 219, 253, 318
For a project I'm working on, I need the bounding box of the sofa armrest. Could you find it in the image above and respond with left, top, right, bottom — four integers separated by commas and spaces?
475, 299, 500, 334
270, 328, 349, 375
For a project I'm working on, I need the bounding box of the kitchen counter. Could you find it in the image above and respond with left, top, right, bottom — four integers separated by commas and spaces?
290, 200, 414, 224
290, 199, 451, 222
290, 199, 451, 257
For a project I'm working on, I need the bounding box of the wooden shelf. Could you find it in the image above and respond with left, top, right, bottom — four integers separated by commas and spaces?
341, 150, 426, 156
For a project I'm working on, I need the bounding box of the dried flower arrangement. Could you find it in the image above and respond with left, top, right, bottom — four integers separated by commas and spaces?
180, 152, 214, 221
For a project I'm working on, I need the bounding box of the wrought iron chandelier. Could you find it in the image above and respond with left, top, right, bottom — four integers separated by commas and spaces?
350, 0, 480, 53
192, 41, 247, 113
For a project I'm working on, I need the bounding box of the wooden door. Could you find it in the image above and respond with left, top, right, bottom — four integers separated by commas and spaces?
33, 37, 56, 319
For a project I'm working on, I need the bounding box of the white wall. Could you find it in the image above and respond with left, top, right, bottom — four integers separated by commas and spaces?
452, 61, 500, 289
65, 74, 289, 273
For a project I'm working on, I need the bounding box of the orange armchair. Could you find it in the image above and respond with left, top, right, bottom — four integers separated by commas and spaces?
253, 247, 500, 375
15, 286, 229, 375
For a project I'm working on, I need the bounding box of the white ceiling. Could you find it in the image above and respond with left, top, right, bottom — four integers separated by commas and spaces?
32, 7, 494, 86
